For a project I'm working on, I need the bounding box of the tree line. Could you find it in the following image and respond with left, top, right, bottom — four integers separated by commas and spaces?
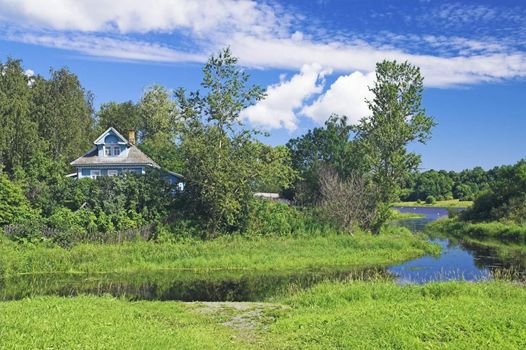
1, 49, 437, 244
399, 165, 519, 203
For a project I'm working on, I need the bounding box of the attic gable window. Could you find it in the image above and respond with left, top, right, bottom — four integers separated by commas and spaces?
105, 144, 120, 157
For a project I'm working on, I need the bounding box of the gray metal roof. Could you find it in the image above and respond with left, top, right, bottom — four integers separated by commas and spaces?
70, 145, 160, 167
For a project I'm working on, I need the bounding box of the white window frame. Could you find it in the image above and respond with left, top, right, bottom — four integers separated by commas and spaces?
113, 146, 120, 156
91, 169, 101, 179
105, 147, 111, 156
108, 170, 118, 177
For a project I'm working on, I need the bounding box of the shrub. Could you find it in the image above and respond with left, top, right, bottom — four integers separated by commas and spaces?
0, 175, 36, 225
425, 195, 436, 204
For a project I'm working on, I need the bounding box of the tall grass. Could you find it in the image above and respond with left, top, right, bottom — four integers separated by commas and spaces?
0, 226, 437, 278
428, 218, 526, 243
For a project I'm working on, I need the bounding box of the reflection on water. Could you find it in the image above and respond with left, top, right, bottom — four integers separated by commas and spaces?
390, 206, 525, 283
0, 268, 389, 302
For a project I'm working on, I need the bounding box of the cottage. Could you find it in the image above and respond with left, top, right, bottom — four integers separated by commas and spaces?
70, 127, 182, 184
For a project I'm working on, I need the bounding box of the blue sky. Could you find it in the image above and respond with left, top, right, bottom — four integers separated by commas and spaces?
0, 0, 525, 171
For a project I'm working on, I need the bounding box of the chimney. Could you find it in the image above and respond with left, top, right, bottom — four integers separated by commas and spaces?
128, 129, 136, 145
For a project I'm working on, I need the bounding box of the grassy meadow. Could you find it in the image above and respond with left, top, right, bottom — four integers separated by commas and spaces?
1, 281, 525, 349
394, 199, 473, 208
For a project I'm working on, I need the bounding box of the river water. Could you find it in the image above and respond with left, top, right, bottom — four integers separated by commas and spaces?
389, 206, 525, 283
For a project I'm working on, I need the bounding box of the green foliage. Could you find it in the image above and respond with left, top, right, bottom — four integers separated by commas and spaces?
246, 199, 334, 236
428, 218, 526, 243
286, 115, 360, 203
425, 195, 436, 204
31, 67, 95, 160
0, 58, 39, 171
2, 169, 175, 246
0, 174, 35, 225
402, 166, 499, 202
138, 84, 179, 143
176, 48, 294, 235
354, 60, 435, 204
96, 101, 141, 136
462, 159, 526, 223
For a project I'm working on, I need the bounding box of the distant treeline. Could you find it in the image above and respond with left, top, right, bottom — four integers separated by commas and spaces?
399, 165, 519, 202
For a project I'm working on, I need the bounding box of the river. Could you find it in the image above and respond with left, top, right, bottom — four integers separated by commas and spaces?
390, 206, 525, 283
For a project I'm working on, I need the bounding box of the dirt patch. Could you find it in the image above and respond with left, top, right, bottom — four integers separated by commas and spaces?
191, 301, 288, 343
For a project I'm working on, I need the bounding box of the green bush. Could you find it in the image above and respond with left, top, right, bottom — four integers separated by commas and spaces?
0, 175, 36, 225
425, 195, 436, 204
246, 199, 337, 237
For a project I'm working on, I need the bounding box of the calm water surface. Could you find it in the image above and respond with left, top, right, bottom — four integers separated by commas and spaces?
389, 206, 525, 283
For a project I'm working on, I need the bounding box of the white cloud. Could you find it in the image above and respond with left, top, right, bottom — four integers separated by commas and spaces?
0, 0, 526, 97
241, 64, 330, 130
0, 0, 286, 36
301, 71, 375, 125
7, 32, 206, 63
229, 34, 526, 87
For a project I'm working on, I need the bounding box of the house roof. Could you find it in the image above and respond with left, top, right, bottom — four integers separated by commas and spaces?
93, 127, 128, 145
70, 145, 160, 167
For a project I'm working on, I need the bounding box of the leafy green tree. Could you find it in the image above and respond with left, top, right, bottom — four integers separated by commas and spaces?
0, 58, 39, 172
286, 115, 362, 203
463, 160, 526, 223
31, 67, 95, 161
97, 101, 141, 136
138, 84, 178, 143
0, 174, 35, 225
411, 170, 453, 201
354, 60, 435, 223
176, 48, 294, 234
351, 60, 435, 230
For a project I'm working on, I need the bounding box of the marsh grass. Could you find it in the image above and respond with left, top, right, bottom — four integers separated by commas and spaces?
0, 227, 437, 278
428, 218, 526, 243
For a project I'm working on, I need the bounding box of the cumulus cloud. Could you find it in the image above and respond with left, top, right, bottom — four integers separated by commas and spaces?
229, 34, 526, 87
301, 71, 375, 125
241, 64, 330, 130
0, 0, 285, 36
0, 0, 525, 88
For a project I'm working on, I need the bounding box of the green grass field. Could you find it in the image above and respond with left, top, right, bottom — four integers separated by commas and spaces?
394, 199, 473, 208
1, 281, 524, 349
0, 227, 437, 278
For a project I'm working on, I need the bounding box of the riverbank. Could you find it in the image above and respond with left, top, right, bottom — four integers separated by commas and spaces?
390, 209, 425, 220
394, 199, 473, 208
427, 218, 526, 243
0, 226, 437, 278
1, 280, 524, 349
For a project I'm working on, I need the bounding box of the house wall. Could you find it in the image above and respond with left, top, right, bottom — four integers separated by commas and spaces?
77, 166, 144, 179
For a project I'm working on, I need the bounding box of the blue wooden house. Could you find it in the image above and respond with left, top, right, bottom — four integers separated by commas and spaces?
70, 127, 182, 185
